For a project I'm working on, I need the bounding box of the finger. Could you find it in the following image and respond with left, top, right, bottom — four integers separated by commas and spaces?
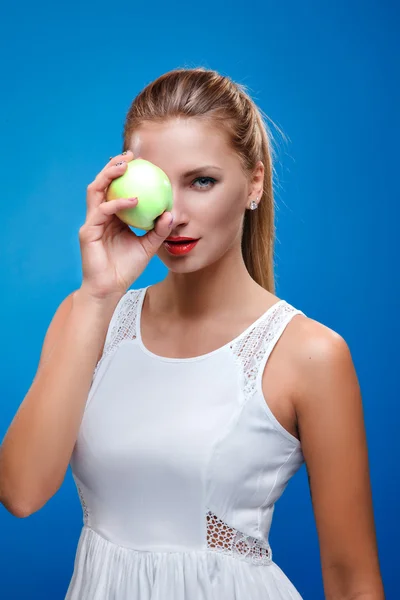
86, 160, 131, 212
107, 150, 133, 166
139, 212, 174, 259
86, 197, 138, 228
86, 150, 134, 212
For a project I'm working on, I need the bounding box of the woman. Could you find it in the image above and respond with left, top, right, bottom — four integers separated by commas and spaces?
0, 68, 384, 599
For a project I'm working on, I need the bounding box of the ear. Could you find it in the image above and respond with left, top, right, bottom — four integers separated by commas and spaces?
247, 161, 264, 208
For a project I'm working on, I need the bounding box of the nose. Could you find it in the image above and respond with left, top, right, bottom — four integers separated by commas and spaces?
168, 189, 189, 230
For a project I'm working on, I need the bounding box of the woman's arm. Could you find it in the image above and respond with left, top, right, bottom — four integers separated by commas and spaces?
0, 289, 122, 518
293, 319, 385, 600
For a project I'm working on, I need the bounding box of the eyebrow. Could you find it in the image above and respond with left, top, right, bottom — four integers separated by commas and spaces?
183, 165, 223, 177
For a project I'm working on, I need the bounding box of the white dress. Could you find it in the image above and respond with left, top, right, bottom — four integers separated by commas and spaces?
65, 286, 307, 599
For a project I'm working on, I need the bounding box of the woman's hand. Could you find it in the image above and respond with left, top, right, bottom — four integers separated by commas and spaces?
78, 150, 173, 301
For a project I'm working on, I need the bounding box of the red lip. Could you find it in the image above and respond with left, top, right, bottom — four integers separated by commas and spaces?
165, 236, 199, 242
163, 238, 200, 256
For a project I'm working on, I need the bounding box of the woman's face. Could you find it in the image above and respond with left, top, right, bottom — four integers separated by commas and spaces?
128, 117, 263, 274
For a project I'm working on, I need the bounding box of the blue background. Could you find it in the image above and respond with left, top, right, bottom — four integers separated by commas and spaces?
0, 0, 398, 597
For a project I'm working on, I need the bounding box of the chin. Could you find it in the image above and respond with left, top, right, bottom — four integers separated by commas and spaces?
160, 256, 207, 274
156, 245, 206, 271
157, 244, 229, 275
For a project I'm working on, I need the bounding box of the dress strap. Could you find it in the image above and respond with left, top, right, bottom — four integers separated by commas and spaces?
92, 288, 143, 382
230, 300, 305, 403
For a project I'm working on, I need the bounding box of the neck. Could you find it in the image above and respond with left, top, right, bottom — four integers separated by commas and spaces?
152, 245, 266, 319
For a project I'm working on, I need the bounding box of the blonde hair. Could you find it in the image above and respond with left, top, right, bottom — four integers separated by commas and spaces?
122, 67, 279, 293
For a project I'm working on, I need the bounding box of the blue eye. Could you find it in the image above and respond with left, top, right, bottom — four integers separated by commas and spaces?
192, 176, 217, 189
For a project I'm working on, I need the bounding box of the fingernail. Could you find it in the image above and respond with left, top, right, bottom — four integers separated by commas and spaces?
128, 197, 137, 202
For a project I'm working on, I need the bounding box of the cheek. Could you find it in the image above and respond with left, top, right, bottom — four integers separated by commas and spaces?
198, 190, 245, 234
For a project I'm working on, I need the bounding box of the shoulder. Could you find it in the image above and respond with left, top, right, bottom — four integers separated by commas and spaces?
264, 301, 345, 367
283, 310, 352, 388
275, 309, 363, 458
291, 314, 351, 381
261, 307, 350, 433
283, 311, 359, 425
284, 309, 347, 365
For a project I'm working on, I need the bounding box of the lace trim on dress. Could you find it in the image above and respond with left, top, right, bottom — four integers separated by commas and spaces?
91, 289, 141, 383
206, 510, 272, 565
229, 301, 300, 403
76, 481, 89, 525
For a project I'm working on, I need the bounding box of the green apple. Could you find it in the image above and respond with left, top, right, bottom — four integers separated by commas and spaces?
106, 158, 173, 230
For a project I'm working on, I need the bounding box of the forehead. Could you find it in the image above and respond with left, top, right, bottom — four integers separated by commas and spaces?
129, 118, 237, 167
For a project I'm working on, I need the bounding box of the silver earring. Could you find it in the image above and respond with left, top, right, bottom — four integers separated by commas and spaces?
250, 197, 258, 210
